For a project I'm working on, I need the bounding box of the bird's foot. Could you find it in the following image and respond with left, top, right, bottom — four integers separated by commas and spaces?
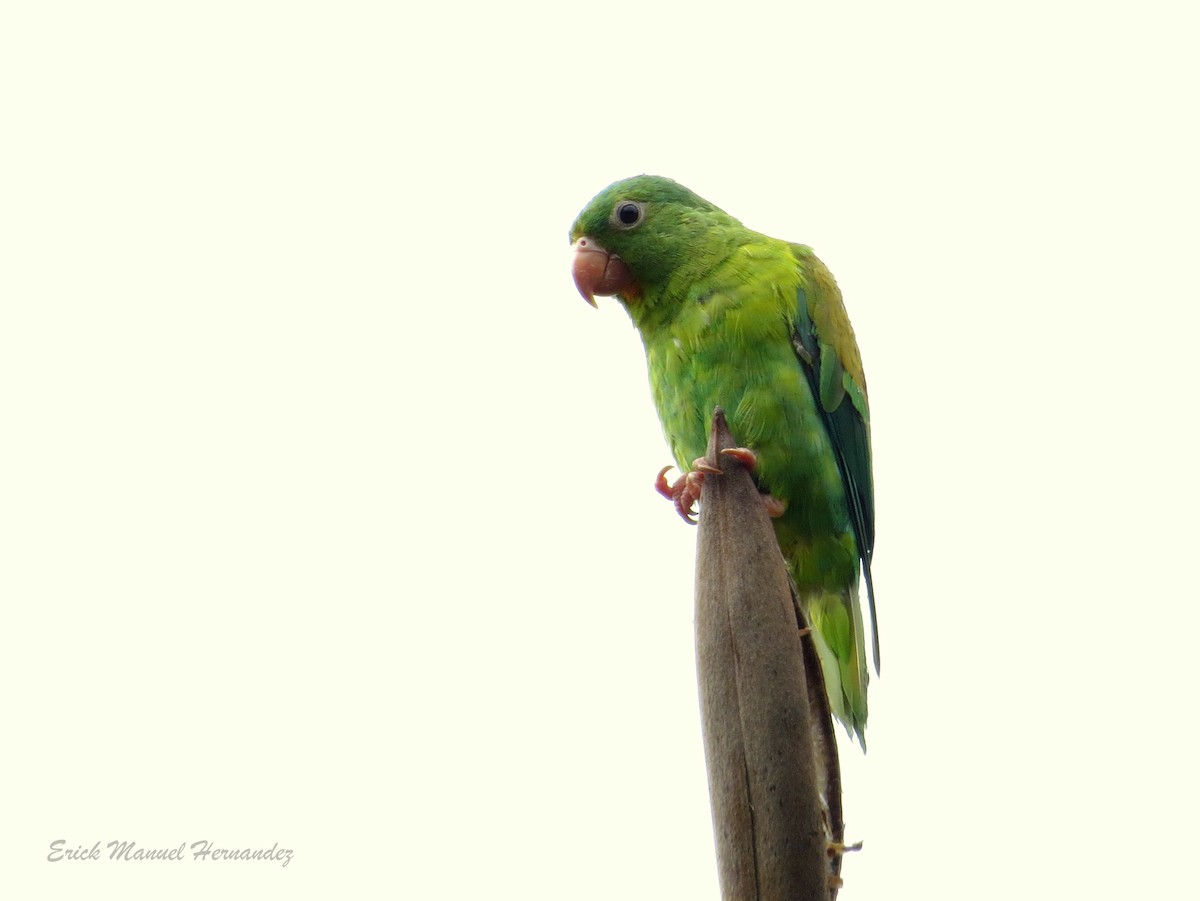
761, 493, 788, 518
722, 448, 788, 517
654, 447, 786, 524
655, 459, 718, 525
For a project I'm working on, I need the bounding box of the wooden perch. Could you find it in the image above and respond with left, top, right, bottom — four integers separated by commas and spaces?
695, 408, 845, 901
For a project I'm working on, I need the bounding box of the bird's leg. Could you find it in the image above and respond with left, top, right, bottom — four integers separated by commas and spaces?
654, 447, 787, 524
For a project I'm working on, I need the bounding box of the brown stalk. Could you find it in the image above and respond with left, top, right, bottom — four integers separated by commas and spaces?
695, 407, 845, 901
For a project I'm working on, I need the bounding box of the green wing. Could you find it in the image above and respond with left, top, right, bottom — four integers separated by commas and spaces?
789, 245, 878, 671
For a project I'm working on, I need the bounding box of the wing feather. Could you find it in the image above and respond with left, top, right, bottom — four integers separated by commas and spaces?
790, 245, 878, 671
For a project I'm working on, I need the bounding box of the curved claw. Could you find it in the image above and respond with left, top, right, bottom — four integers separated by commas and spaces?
720, 446, 759, 470
654, 466, 675, 501
653, 464, 704, 524
675, 470, 704, 524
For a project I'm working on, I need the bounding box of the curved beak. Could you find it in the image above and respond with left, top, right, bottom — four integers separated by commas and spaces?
571, 237, 636, 307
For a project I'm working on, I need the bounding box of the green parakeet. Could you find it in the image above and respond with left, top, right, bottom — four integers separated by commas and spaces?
569, 175, 877, 746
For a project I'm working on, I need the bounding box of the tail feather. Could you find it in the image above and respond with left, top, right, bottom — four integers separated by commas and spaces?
801, 583, 869, 748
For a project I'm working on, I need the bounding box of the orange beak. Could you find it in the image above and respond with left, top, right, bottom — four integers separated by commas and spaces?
571, 237, 636, 307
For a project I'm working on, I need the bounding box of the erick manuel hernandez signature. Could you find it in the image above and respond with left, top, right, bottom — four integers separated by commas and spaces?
47, 840, 293, 867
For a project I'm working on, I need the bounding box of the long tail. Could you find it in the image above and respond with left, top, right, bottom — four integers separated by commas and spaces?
799, 581, 869, 748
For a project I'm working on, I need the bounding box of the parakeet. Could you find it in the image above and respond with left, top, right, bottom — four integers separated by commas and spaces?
569, 175, 877, 746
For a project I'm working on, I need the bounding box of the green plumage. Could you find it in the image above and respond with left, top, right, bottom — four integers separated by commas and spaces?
570, 175, 877, 746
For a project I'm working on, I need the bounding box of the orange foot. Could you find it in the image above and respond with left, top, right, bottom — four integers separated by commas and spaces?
654, 448, 787, 524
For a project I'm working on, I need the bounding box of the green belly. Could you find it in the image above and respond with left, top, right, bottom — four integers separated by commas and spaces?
646, 313, 859, 594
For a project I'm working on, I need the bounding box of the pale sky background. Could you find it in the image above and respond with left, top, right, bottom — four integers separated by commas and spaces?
3, 2, 1198, 899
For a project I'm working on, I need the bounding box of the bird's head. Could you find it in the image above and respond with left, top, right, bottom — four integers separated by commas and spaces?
568, 175, 740, 309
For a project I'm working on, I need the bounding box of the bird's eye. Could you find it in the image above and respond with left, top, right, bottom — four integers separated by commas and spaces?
611, 201, 644, 229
